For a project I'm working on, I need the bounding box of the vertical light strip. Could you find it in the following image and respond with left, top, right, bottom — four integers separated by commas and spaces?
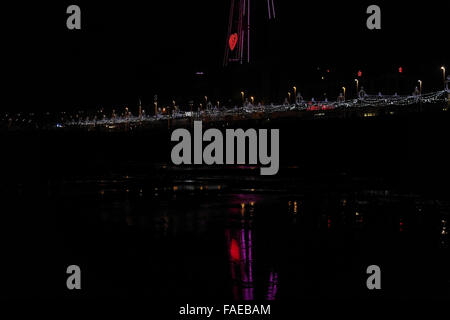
247, 0, 250, 63
271, 0, 276, 19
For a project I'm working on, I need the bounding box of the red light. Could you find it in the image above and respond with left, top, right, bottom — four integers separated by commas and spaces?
357, 70, 362, 77
398, 67, 403, 73
307, 105, 320, 111
229, 33, 238, 51
327, 69, 330, 73
230, 239, 240, 261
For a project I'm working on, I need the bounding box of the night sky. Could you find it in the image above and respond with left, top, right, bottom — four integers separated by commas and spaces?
2, 1, 448, 111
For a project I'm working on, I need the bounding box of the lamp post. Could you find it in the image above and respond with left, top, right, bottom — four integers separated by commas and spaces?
287, 92, 291, 103
417, 80, 423, 112
354, 79, 359, 96
189, 100, 193, 124
241, 91, 245, 104
342, 87, 346, 101
441, 66, 446, 87
250, 96, 255, 105
293, 86, 297, 99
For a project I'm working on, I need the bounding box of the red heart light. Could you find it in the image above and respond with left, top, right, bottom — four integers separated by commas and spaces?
229, 33, 238, 51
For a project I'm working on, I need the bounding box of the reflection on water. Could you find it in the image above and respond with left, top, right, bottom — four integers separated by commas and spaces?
224, 198, 281, 300
441, 218, 448, 248
53, 167, 450, 299
226, 227, 255, 300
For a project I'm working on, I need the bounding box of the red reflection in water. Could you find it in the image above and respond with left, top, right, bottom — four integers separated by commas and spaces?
226, 220, 277, 300
230, 239, 240, 261
226, 227, 255, 300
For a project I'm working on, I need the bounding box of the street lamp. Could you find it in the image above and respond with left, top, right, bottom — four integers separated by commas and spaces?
241, 91, 245, 103
354, 79, 359, 95
287, 92, 291, 103
250, 96, 255, 105
189, 100, 193, 116
441, 66, 446, 86
154, 94, 158, 116
342, 87, 346, 101
293, 86, 297, 98
418, 80, 422, 95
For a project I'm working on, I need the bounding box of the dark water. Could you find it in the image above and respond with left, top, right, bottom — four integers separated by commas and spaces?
2, 113, 450, 302
47, 165, 449, 300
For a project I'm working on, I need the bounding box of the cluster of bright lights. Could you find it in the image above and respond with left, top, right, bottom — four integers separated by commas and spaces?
64, 90, 448, 127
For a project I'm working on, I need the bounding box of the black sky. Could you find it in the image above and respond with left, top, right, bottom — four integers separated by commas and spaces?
2, 1, 448, 111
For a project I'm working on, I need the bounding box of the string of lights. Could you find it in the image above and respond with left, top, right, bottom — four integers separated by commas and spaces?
63, 90, 448, 127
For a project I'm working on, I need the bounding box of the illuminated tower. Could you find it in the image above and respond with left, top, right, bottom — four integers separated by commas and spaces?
223, 0, 276, 66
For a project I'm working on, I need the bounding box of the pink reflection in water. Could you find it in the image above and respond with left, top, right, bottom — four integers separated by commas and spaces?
226, 225, 278, 301
226, 227, 254, 300
266, 271, 278, 301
